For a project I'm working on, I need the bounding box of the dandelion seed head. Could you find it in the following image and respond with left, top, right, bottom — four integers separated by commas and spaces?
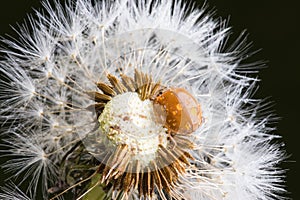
98, 92, 168, 167
0, 0, 286, 199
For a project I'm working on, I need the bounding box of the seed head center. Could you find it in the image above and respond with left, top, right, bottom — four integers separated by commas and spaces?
98, 92, 168, 166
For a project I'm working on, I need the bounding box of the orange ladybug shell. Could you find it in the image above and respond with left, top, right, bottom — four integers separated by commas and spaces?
154, 88, 202, 134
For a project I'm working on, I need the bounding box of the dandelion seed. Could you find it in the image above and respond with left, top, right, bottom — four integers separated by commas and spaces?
0, 0, 286, 199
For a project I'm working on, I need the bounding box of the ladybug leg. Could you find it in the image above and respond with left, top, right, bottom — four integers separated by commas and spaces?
167, 131, 177, 150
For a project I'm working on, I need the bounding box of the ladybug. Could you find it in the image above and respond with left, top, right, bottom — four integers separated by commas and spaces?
154, 87, 202, 134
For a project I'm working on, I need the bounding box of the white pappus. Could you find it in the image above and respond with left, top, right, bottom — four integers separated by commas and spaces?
0, 0, 286, 200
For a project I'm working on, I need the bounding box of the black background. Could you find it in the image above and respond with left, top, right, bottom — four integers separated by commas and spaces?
0, 0, 298, 199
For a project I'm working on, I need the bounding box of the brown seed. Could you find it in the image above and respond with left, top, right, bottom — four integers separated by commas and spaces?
86, 91, 111, 102
85, 103, 105, 112
120, 73, 136, 91
107, 74, 127, 94
96, 82, 116, 96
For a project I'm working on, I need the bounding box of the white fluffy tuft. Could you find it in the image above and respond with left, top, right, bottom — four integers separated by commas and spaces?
0, 0, 286, 199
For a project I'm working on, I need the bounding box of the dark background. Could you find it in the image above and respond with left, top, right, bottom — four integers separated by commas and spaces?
0, 0, 298, 199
